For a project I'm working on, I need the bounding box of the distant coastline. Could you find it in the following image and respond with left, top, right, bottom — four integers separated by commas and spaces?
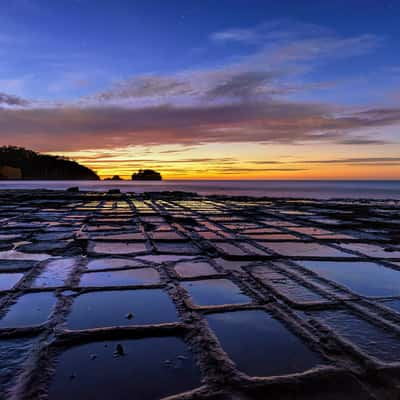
0, 146, 99, 180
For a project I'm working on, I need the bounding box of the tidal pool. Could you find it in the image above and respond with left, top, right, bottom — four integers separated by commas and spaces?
380, 299, 400, 314
251, 266, 327, 304
0, 272, 24, 290
207, 310, 325, 376
33, 258, 76, 288
0, 250, 52, 261
0, 292, 57, 328
154, 241, 200, 254
91, 232, 145, 241
136, 255, 196, 264
261, 242, 356, 258
67, 289, 178, 329
182, 279, 251, 306
312, 309, 400, 363
174, 261, 217, 278
0, 337, 36, 395
0, 260, 37, 272
89, 241, 148, 255
86, 258, 145, 271
47, 337, 201, 400
250, 233, 300, 241
297, 261, 400, 297
79, 268, 160, 287
339, 243, 400, 259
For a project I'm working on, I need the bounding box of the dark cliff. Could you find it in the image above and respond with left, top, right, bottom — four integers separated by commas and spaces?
0, 146, 99, 180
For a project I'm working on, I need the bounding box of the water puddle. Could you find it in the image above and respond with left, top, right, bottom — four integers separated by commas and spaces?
207, 310, 325, 376
212, 242, 247, 257
33, 258, 76, 288
297, 261, 400, 297
250, 233, 299, 241
91, 232, 145, 241
86, 258, 145, 271
288, 227, 333, 236
150, 231, 183, 240
0, 272, 24, 290
174, 261, 217, 278
0, 337, 36, 394
47, 337, 201, 400
67, 289, 178, 329
136, 255, 196, 264
339, 243, 400, 259
0, 260, 37, 272
311, 309, 400, 363
182, 279, 251, 306
0, 292, 57, 328
79, 268, 160, 287
0, 250, 52, 261
154, 242, 200, 254
381, 299, 400, 314
89, 241, 148, 256
214, 258, 253, 271
251, 266, 327, 304
261, 242, 356, 258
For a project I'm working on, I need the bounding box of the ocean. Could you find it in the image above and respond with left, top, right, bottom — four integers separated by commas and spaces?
0, 180, 399, 199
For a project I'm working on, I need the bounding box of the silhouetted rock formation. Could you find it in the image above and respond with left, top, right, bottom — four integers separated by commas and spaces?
131, 169, 162, 181
0, 146, 99, 180
105, 175, 123, 181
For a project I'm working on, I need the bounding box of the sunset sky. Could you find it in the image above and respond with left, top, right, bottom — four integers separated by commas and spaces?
1, 0, 400, 179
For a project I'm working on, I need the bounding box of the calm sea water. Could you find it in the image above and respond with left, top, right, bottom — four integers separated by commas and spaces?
0, 180, 399, 200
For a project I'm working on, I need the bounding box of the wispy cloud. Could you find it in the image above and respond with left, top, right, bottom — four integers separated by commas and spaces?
1, 101, 399, 152
303, 157, 400, 164
210, 20, 330, 44
0, 19, 396, 156
0, 92, 29, 106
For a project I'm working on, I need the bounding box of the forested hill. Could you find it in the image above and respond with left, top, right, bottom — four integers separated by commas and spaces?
0, 146, 99, 180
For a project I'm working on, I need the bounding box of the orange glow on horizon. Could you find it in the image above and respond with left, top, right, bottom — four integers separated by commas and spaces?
51, 143, 400, 181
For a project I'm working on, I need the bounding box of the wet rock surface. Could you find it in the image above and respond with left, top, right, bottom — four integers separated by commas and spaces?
0, 189, 400, 399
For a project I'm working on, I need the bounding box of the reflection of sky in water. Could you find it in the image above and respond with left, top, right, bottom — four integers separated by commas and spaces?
183, 279, 250, 306
86, 258, 143, 271
175, 262, 216, 278
299, 261, 400, 297
67, 289, 178, 329
0, 292, 56, 328
0, 273, 24, 290
264, 242, 355, 257
0, 250, 51, 261
48, 337, 201, 400
0, 338, 36, 394
137, 255, 196, 263
207, 310, 325, 376
33, 258, 75, 287
313, 310, 400, 363
79, 268, 160, 287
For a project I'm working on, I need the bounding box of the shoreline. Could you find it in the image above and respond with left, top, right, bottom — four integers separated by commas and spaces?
0, 188, 399, 203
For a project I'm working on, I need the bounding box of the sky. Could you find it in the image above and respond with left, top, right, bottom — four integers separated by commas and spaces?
1, 0, 400, 179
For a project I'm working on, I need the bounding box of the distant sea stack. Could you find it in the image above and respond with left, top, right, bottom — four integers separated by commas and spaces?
105, 175, 123, 181
0, 146, 99, 180
131, 169, 162, 181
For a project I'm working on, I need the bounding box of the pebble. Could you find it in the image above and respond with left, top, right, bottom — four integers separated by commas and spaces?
114, 343, 125, 357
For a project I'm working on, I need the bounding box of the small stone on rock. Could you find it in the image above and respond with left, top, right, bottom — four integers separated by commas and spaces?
125, 312, 134, 319
114, 343, 125, 356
